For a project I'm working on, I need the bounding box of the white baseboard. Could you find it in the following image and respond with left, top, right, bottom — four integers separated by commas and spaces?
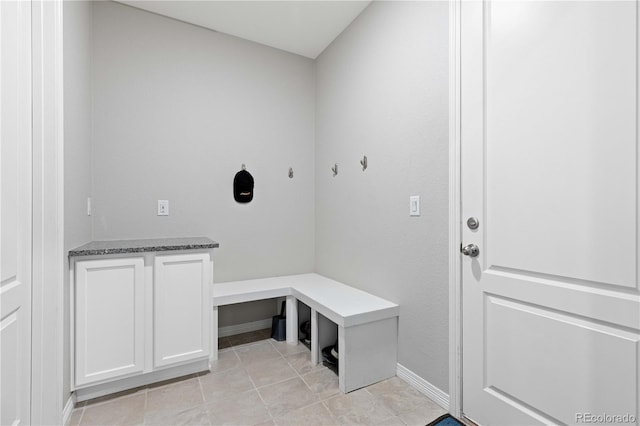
218, 318, 272, 338
62, 394, 75, 426
75, 359, 209, 402
397, 363, 449, 411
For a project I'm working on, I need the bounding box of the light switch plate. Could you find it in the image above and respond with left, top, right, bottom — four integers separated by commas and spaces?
409, 196, 420, 216
158, 200, 169, 216
87, 197, 92, 216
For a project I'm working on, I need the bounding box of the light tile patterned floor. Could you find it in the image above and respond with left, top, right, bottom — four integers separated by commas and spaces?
69, 329, 446, 426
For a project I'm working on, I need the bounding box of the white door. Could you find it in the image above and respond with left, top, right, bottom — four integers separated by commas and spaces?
75, 257, 146, 387
0, 1, 32, 424
461, 2, 640, 425
154, 253, 210, 368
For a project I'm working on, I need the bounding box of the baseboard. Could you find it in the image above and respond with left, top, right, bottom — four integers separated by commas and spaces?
218, 318, 272, 337
62, 394, 75, 426
396, 363, 449, 411
74, 359, 209, 402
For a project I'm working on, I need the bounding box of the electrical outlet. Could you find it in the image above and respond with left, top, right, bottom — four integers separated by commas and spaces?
409, 196, 420, 216
157, 200, 169, 216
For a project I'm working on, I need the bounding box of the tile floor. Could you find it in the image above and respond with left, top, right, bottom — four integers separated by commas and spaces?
69, 329, 446, 426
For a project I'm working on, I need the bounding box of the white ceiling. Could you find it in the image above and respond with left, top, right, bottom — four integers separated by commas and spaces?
116, 1, 371, 59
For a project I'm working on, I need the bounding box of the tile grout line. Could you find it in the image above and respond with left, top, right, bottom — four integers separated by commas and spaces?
225, 334, 347, 425
269, 339, 346, 425
273, 339, 340, 394
142, 388, 148, 426
319, 399, 342, 425
198, 375, 216, 426
286, 345, 341, 404
262, 339, 322, 422
76, 406, 85, 426
276, 340, 320, 395
194, 368, 215, 426
365, 380, 446, 425
251, 370, 297, 391
196, 373, 207, 418
236, 344, 277, 424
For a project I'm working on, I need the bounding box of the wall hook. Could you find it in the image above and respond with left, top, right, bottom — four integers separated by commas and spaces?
331, 163, 338, 177
360, 155, 368, 171
241, 163, 247, 171
288, 167, 294, 178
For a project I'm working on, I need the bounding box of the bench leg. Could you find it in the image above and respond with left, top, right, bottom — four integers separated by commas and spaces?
210, 306, 219, 362
338, 326, 346, 393
339, 317, 398, 393
286, 295, 298, 345
310, 309, 319, 364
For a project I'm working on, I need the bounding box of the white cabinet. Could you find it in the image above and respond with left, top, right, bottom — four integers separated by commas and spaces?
74, 257, 145, 386
154, 253, 210, 367
72, 250, 212, 400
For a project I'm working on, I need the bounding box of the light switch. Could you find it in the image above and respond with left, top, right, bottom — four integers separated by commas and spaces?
87, 197, 92, 216
409, 196, 420, 216
158, 200, 169, 216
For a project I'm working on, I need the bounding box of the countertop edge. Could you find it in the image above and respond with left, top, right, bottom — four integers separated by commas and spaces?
68, 238, 220, 258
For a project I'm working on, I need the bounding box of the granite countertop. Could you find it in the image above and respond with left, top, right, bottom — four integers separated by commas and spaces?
69, 237, 219, 257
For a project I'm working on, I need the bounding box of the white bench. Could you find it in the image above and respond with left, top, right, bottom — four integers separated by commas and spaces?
211, 273, 399, 393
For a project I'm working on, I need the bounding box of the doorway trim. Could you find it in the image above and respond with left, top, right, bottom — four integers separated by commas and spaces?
30, 0, 65, 423
448, 0, 463, 419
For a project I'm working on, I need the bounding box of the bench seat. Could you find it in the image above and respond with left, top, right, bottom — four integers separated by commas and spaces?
213, 273, 399, 327
211, 273, 399, 393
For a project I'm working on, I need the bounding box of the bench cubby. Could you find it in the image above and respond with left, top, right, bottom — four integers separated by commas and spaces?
316, 312, 339, 374
297, 300, 312, 349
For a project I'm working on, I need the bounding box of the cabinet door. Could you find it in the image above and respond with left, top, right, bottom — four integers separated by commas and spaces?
154, 253, 211, 367
75, 257, 145, 386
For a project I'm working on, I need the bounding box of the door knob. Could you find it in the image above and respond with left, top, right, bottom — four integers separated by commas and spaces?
461, 244, 480, 258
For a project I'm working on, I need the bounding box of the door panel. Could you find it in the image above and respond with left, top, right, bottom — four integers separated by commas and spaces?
1, 310, 20, 425
154, 253, 210, 368
485, 296, 639, 425
461, 1, 640, 425
485, 1, 637, 289
0, 0, 32, 424
75, 258, 145, 386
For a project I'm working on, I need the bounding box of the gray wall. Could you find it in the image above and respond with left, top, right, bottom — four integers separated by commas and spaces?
314, 1, 450, 392
91, 2, 316, 298
63, 0, 94, 405
64, 0, 450, 401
